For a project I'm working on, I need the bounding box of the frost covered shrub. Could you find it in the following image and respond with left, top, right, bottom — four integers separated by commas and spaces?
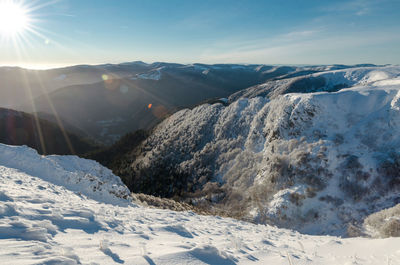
347, 223, 364, 237
318, 195, 343, 206
265, 154, 292, 187
363, 204, 400, 238
289, 193, 306, 206
222, 188, 249, 218
377, 152, 400, 189
380, 219, 400, 237
263, 139, 330, 192
339, 179, 367, 201
333, 133, 344, 145
338, 155, 369, 201
249, 184, 274, 223
130, 193, 198, 212
131, 157, 193, 197
201, 182, 225, 202
246, 138, 333, 225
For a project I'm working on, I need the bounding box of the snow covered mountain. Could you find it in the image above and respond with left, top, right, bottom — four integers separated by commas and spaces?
12, 62, 374, 144
229, 65, 400, 101
126, 66, 400, 236
0, 63, 150, 109
0, 143, 399, 264
14, 62, 302, 144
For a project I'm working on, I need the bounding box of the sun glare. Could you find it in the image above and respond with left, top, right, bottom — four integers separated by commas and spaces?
0, 1, 29, 38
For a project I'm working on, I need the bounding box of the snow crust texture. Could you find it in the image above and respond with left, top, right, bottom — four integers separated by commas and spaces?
132, 66, 400, 236
0, 143, 399, 264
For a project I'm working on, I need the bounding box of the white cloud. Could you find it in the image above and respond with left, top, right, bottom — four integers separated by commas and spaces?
283, 30, 321, 38
197, 29, 400, 65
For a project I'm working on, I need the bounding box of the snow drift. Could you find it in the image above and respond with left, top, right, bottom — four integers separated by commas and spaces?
0, 144, 131, 205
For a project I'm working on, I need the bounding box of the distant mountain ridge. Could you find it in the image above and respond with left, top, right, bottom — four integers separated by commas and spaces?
229, 65, 399, 101
5, 62, 382, 144
15, 62, 350, 144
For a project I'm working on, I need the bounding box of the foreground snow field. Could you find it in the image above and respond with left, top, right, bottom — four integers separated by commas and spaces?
0, 144, 399, 264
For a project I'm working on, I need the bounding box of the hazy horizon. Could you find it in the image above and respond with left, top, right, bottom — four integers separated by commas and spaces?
1, 60, 397, 71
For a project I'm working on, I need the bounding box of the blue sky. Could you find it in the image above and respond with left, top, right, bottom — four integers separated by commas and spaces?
2, 0, 400, 68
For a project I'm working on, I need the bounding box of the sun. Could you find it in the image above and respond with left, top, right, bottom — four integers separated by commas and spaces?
0, 1, 30, 38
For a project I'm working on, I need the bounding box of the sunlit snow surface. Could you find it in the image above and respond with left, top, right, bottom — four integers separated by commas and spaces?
0, 144, 399, 264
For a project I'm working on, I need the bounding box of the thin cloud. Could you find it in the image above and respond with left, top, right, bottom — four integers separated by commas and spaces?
57, 13, 76, 17
201, 27, 324, 54
282, 29, 323, 39
198, 29, 400, 64
322, 0, 386, 16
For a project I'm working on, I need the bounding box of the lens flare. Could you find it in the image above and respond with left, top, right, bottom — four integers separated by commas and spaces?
152, 105, 168, 119
0, 1, 29, 37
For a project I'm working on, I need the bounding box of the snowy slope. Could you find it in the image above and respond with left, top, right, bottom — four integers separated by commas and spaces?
130, 66, 400, 236
229, 66, 400, 101
0, 144, 399, 264
0, 145, 130, 205
134, 68, 162, 80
